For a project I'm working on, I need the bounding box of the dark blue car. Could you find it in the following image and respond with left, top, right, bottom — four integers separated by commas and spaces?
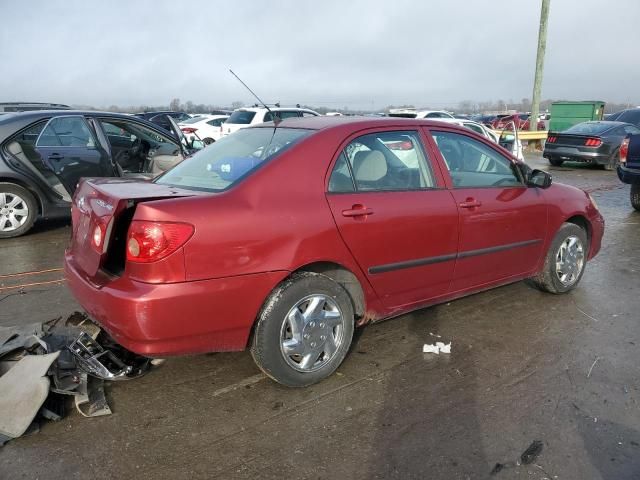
617, 134, 640, 211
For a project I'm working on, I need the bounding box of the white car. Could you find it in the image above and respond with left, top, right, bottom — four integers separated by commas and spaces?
430, 118, 524, 161
178, 114, 229, 145
222, 107, 320, 137
430, 118, 499, 143
388, 108, 454, 119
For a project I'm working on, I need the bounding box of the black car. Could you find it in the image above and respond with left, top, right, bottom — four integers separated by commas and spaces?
543, 121, 640, 169
606, 108, 640, 125
0, 110, 199, 238
616, 134, 640, 210
133, 111, 192, 132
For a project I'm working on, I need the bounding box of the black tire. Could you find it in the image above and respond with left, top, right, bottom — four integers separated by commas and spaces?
549, 157, 564, 167
631, 184, 640, 212
528, 222, 588, 294
250, 272, 355, 387
203, 137, 215, 145
602, 149, 618, 171
0, 182, 38, 239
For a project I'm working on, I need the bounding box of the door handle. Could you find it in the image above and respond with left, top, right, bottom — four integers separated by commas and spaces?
459, 198, 482, 208
342, 204, 374, 217
48, 153, 65, 161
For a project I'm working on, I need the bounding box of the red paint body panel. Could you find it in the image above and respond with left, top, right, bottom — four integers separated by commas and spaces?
63, 117, 605, 357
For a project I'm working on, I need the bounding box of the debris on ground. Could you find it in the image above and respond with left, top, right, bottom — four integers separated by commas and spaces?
0, 312, 153, 445
423, 342, 451, 354
520, 440, 544, 464
490, 440, 544, 475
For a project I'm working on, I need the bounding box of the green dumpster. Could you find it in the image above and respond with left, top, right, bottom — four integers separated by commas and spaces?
549, 101, 605, 132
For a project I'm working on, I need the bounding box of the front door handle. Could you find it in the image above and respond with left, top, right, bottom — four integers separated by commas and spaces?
459, 198, 482, 208
342, 204, 374, 217
48, 153, 65, 161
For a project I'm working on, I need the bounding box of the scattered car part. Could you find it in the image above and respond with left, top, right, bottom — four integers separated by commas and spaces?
0, 352, 60, 438
69, 332, 133, 380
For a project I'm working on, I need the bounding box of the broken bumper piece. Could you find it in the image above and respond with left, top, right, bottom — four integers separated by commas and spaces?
69, 332, 133, 380
0, 314, 155, 445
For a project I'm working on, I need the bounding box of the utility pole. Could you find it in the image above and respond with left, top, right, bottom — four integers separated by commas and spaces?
530, 0, 550, 131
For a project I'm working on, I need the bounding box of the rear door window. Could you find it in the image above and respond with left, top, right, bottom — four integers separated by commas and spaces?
37, 116, 95, 147
431, 131, 522, 188
227, 111, 256, 124
328, 131, 435, 192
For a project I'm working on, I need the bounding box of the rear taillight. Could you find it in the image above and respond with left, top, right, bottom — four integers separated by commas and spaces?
584, 138, 602, 147
89, 217, 112, 254
181, 127, 198, 134
547, 136, 557, 143
620, 137, 629, 165
126, 221, 194, 263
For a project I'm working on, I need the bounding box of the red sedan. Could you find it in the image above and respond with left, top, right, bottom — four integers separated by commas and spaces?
65, 117, 604, 386
493, 113, 546, 130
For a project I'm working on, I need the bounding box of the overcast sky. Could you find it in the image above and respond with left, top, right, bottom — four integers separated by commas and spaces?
1, 0, 638, 110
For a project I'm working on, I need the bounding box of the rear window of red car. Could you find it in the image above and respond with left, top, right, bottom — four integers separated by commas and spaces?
155, 127, 311, 192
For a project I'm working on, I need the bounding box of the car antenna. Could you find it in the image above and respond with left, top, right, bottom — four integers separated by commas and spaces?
229, 69, 281, 126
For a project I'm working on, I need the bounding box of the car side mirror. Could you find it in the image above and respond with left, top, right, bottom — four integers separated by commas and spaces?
528, 169, 552, 188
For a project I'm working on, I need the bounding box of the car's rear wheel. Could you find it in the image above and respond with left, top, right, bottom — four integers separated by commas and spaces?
529, 222, 588, 294
549, 157, 563, 167
203, 137, 215, 145
631, 184, 640, 211
251, 272, 354, 387
602, 149, 618, 171
0, 183, 37, 238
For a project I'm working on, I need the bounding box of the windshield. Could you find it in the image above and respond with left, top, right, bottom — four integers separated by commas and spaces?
227, 111, 257, 124
155, 127, 311, 191
564, 122, 614, 135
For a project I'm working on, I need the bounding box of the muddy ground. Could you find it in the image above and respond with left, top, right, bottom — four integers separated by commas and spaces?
0, 154, 638, 479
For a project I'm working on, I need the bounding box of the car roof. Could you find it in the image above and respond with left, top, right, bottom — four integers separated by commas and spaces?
235, 107, 318, 113
248, 115, 477, 132
0, 110, 176, 140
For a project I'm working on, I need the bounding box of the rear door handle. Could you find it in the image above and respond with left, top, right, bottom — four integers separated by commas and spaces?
459, 198, 482, 208
342, 204, 374, 217
48, 153, 64, 161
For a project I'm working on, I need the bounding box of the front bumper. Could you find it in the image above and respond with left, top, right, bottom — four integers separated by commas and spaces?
616, 165, 640, 185
588, 211, 605, 260
543, 146, 609, 165
65, 253, 287, 356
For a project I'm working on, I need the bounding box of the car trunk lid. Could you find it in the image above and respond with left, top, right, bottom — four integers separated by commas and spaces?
69, 178, 201, 282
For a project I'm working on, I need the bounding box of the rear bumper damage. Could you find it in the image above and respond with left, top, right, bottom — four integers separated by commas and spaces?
0, 315, 152, 445
65, 253, 286, 356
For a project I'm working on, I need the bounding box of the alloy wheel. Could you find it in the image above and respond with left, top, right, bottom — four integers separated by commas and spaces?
0, 192, 29, 232
280, 294, 345, 372
555, 235, 585, 286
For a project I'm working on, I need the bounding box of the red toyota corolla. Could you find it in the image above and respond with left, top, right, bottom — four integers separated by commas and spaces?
64, 116, 604, 386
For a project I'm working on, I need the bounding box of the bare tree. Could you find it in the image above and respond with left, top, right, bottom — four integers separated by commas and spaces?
169, 98, 181, 111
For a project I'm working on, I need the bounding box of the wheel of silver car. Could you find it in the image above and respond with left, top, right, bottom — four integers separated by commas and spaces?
280, 294, 346, 373
203, 137, 215, 145
0, 183, 37, 239
251, 272, 354, 387
554, 235, 585, 287
528, 222, 588, 294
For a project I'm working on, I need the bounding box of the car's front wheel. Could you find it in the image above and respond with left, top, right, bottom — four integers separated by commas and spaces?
629, 184, 640, 211
251, 272, 355, 387
529, 222, 588, 294
0, 182, 37, 238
